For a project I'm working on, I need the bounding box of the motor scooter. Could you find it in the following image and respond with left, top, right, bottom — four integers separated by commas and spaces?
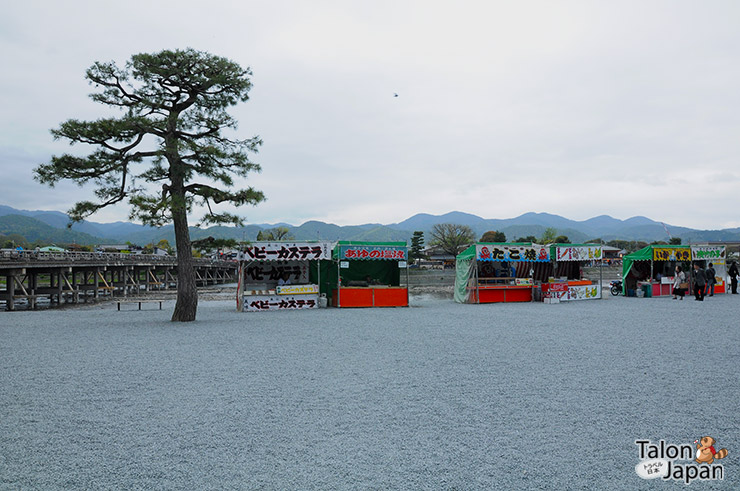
610, 279, 623, 296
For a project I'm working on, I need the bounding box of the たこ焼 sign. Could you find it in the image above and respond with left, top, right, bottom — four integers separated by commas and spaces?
476, 244, 550, 262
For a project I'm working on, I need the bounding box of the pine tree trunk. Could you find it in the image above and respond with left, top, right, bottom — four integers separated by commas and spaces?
171, 197, 198, 321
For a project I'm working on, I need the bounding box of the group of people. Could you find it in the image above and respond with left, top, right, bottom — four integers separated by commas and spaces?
672, 261, 740, 300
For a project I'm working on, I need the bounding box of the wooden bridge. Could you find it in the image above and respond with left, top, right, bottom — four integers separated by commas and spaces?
0, 250, 237, 311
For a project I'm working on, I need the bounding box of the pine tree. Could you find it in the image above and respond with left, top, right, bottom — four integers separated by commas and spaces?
35, 49, 265, 321
410, 231, 425, 263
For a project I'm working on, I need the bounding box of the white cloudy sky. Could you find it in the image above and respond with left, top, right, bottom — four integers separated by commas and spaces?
1, 0, 739, 229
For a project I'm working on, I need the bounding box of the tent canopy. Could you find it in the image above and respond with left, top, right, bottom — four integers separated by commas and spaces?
621, 245, 693, 293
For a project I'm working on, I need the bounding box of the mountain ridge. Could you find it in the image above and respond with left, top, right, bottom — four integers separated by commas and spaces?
1, 204, 739, 246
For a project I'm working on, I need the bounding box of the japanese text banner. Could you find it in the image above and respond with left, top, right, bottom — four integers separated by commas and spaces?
556, 246, 602, 261
652, 247, 691, 262
245, 294, 319, 311
241, 241, 332, 261
691, 246, 725, 262
476, 244, 550, 262
244, 262, 308, 284
340, 246, 407, 260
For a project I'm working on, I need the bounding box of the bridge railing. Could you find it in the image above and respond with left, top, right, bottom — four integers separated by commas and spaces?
0, 249, 237, 267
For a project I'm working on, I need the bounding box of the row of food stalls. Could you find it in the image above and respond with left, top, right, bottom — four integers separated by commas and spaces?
621, 244, 727, 296
236, 241, 409, 311
233, 240, 729, 310
454, 242, 603, 304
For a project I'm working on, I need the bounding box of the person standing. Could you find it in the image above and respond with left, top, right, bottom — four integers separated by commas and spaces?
706, 262, 716, 297
692, 263, 706, 301
729, 261, 739, 294
672, 265, 686, 300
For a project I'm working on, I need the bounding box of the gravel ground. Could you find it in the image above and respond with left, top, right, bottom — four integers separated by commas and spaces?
1, 294, 738, 489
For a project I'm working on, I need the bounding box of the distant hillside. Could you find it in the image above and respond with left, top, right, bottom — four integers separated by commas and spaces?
0, 215, 105, 245
2, 204, 740, 247
0, 204, 151, 239
393, 211, 740, 243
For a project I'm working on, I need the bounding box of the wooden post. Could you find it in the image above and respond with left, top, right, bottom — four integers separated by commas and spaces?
236, 262, 244, 312
71, 270, 78, 304
6, 274, 15, 311
30, 271, 37, 309
56, 269, 63, 304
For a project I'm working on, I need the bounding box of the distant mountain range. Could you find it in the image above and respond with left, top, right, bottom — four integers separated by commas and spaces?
1, 204, 739, 247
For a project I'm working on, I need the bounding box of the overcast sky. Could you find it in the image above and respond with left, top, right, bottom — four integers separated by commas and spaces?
2, 1, 739, 229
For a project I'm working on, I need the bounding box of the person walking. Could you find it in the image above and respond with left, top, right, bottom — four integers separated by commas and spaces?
706, 262, 716, 297
692, 263, 706, 301
729, 261, 739, 294
672, 265, 686, 300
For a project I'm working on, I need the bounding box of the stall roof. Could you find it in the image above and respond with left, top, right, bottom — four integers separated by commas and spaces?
335, 240, 406, 246
550, 243, 600, 247
623, 245, 652, 262
623, 244, 691, 262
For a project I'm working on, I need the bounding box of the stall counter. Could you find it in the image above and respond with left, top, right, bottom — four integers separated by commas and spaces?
470, 284, 533, 303
332, 286, 408, 307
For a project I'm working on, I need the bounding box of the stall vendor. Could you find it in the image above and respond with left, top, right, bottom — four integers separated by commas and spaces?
364, 275, 380, 286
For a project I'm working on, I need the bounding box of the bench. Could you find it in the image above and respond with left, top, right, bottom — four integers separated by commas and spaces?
116, 298, 166, 311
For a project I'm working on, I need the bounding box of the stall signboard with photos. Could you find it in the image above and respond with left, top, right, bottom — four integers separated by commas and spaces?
542, 244, 603, 301
691, 245, 727, 294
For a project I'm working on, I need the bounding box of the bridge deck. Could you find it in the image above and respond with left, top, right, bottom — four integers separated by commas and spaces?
0, 250, 237, 311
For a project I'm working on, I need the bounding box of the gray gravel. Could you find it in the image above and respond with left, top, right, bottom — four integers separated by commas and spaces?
1, 294, 738, 489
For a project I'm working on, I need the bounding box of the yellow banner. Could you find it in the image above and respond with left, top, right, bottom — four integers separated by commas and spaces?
275, 284, 319, 295
652, 247, 691, 262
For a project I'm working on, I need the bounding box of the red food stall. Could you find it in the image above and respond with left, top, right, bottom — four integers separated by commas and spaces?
454, 243, 550, 304
332, 241, 409, 308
